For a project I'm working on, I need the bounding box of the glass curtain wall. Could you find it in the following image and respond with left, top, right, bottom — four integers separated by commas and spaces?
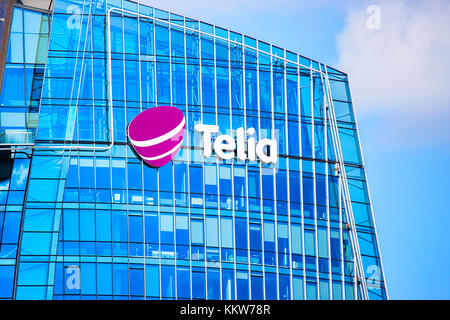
0, 0, 387, 300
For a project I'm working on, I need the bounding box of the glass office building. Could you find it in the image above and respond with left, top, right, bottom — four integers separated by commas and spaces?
0, 0, 387, 300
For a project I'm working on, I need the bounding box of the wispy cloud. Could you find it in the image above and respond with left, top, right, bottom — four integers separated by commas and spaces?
336, 0, 450, 146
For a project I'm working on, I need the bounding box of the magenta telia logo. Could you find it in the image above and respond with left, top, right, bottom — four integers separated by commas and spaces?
128, 106, 185, 168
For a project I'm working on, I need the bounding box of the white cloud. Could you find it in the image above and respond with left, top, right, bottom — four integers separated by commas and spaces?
13, 163, 28, 187
336, 0, 450, 145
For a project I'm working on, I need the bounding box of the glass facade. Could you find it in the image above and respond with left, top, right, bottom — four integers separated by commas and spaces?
0, 0, 387, 300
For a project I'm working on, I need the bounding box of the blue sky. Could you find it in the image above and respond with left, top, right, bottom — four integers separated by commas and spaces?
145, 0, 450, 299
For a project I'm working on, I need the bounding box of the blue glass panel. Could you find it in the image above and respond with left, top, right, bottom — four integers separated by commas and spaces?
130, 268, 145, 296
293, 276, 304, 300
191, 219, 204, 245
97, 263, 112, 295
279, 274, 291, 300
1, 211, 20, 244
273, 65, 284, 114
177, 267, 190, 299
320, 279, 330, 299
305, 229, 316, 257
112, 211, 128, 243
316, 174, 327, 206
175, 214, 189, 246
161, 265, 175, 299
160, 213, 174, 244
345, 282, 355, 300
288, 121, 299, 156
146, 264, 159, 297
28, 179, 58, 202
145, 212, 158, 244
259, 64, 271, 113
23, 209, 54, 231
301, 122, 312, 158
80, 210, 95, 241
18, 262, 48, 285
235, 217, 247, 263
332, 281, 342, 300
16, 286, 46, 300
277, 222, 289, 267
222, 269, 235, 300
189, 165, 203, 194
207, 268, 220, 299
236, 271, 249, 300
264, 272, 277, 300
306, 281, 317, 300
302, 173, 314, 205
0, 65, 25, 106
300, 73, 311, 117
192, 271, 206, 299
0, 266, 15, 298
339, 128, 362, 164
251, 275, 263, 299
129, 215, 143, 243
289, 170, 301, 206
